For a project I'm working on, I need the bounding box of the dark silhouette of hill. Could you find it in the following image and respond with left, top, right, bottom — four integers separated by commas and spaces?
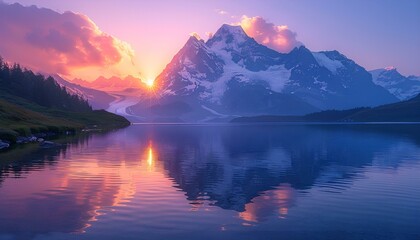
232, 94, 420, 123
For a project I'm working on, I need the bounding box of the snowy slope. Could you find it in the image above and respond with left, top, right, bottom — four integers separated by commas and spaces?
312, 52, 344, 73
370, 68, 420, 100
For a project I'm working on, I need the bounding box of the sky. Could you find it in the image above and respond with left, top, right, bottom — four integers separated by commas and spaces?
1, 0, 419, 81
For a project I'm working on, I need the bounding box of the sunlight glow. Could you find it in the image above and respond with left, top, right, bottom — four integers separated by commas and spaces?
145, 143, 157, 172
147, 147, 153, 167
145, 79, 154, 87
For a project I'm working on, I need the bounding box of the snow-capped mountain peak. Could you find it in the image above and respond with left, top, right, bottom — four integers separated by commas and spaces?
370, 68, 420, 100
136, 23, 397, 122
209, 24, 248, 42
206, 24, 250, 52
157, 30, 225, 96
384, 66, 397, 71
185, 34, 206, 50
370, 67, 401, 81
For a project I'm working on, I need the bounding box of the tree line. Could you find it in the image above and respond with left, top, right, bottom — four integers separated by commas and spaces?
0, 57, 92, 112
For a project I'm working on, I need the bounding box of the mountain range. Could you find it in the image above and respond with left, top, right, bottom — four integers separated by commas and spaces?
370, 67, 420, 100
52, 74, 116, 110
130, 24, 402, 122
72, 75, 144, 92
12, 23, 418, 123
51, 75, 147, 122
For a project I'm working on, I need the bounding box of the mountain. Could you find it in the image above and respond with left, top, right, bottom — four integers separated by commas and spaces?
132, 24, 397, 122
232, 94, 420, 123
51, 74, 116, 110
283, 48, 397, 109
370, 67, 420, 100
57, 75, 146, 121
73, 75, 144, 93
63, 76, 150, 122
408, 75, 420, 82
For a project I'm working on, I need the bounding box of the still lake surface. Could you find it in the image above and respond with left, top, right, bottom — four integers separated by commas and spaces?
0, 124, 419, 240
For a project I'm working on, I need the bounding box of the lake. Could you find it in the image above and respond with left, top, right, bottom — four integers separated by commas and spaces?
0, 124, 419, 240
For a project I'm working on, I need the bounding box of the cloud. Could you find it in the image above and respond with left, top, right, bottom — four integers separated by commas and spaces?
205, 32, 214, 39
189, 32, 202, 40
0, 3, 135, 77
240, 16, 302, 53
216, 9, 228, 15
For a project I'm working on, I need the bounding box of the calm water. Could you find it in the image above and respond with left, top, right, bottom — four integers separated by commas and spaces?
0, 124, 419, 240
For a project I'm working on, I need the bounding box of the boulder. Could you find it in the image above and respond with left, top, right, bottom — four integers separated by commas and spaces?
0, 140, 10, 150
40, 141, 61, 148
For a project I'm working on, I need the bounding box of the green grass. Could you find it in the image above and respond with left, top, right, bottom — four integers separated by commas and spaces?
0, 93, 130, 143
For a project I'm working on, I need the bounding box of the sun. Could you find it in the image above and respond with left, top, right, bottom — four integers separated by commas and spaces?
145, 79, 154, 88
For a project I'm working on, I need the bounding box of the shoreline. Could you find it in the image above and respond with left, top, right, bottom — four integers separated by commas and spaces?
0, 123, 130, 152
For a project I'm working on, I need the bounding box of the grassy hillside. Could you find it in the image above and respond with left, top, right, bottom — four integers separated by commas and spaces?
0, 97, 130, 142
0, 58, 130, 143
0, 89, 130, 143
232, 94, 420, 123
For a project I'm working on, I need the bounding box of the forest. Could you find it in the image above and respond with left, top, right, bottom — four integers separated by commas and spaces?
0, 57, 91, 112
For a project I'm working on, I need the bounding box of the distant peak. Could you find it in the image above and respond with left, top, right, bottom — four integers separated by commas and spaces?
124, 75, 141, 81
370, 67, 403, 79
216, 24, 247, 37
294, 45, 309, 51
185, 34, 206, 49
385, 66, 396, 71
186, 35, 202, 44
219, 23, 244, 31
189, 32, 202, 41
206, 24, 250, 48
377, 67, 401, 76
95, 76, 108, 81
289, 45, 312, 55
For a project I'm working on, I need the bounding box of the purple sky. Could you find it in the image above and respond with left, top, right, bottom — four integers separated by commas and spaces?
3, 0, 420, 79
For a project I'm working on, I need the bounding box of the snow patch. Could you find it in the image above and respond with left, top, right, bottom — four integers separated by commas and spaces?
200, 45, 290, 103
201, 105, 228, 117
314, 78, 328, 91
208, 25, 248, 52
370, 69, 384, 82
312, 52, 344, 74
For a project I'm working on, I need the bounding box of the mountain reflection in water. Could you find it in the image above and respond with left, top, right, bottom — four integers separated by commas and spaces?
0, 124, 419, 240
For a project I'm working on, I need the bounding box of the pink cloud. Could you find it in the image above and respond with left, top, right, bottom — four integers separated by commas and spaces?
240, 16, 302, 53
205, 32, 214, 39
0, 3, 134, 76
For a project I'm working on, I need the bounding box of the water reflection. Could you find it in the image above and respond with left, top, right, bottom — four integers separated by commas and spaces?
239, 184, 296, 223
146, 143, 156, 171
0, 133, 167, 238
154, 124, 420, 214
0, 124, 419, 239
